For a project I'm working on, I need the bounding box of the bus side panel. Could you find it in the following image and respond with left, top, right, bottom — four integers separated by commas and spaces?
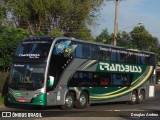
46, 71, 78, 106
46, 58, 88, 106
89, 92, 131, 104
88, 66, 153, 103
46, 91, 57, 106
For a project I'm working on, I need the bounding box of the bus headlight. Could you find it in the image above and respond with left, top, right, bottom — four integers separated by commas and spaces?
34, 93, 42, 98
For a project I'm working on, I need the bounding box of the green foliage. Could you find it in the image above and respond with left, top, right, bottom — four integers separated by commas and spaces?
76, 27, 93, 41
35, 31, 45, 36
117, 31, 132, 48
0, 1, 5, 20
49, 29, 63, 37
96, 28, 112, 44
130, 25, 160, 62
0, 25, 29, 71
130, 26, 153, 50
6, 0, 104, 39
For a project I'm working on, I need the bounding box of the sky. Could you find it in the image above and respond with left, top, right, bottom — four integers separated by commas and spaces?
91, 0, 160, 40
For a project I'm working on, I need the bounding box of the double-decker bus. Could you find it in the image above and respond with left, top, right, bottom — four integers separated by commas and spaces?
6, 36, 156, 110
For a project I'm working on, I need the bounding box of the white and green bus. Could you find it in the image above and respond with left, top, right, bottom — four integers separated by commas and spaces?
7, 36, 156, 109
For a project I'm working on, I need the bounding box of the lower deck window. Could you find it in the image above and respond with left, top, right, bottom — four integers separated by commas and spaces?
68, 72, 133, 87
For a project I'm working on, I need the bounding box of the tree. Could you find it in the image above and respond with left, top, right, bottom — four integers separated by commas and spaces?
96, 28, 112, 44
130, 25, 159, 51
5, 0, 104, 39
0, 0, 6, 24
0, 25, 29, 72
117, 31, 132, 48
130, 25, 160, 62
96, 28, 132, 46
49, 28, 63, 37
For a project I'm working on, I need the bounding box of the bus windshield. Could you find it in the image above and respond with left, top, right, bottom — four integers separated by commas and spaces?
15, 41, 52, 58
9, 63, 46, 90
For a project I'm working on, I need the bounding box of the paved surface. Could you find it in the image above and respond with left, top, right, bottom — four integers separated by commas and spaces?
0, 85, 160, 120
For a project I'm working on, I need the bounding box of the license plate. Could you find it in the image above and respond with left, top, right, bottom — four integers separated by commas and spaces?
18, 98, 26, 102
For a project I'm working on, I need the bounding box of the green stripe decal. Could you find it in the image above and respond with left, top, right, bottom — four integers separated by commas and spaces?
90, 66, 153, 99
82, 60, 97, 70
91, 72, 145, 97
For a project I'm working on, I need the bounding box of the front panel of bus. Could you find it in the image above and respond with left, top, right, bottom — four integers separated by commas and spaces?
7, 37, 54, 106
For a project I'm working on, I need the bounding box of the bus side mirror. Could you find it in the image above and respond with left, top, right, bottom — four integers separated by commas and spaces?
48, 76, 54, 87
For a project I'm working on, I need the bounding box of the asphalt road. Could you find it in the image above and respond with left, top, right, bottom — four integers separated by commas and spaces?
0, 85, 160, 120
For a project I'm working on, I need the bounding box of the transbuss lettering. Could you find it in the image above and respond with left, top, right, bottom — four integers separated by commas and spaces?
99, 62, 142, 73
19, 54, 40, 58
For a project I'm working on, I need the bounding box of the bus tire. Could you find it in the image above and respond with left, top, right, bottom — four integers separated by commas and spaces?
4, 95, 10, 107
137, 90, 145, 104
61, 92, 75, 110
129, 91, 137, 105
75, 92, 88, 109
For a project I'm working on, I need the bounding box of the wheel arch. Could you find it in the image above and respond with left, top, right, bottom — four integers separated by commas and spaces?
139, 89, 145, 99
67, 90, 76, 99
137, 88, 145, 98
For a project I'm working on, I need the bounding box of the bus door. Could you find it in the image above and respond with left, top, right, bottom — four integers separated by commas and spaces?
46, 42, 73, 105
148, 68, 156, 98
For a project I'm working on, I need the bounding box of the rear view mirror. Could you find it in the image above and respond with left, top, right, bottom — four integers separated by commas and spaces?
48, 76, 54, 87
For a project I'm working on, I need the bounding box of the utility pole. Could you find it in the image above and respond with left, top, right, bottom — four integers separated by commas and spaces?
113, 0, 119, 46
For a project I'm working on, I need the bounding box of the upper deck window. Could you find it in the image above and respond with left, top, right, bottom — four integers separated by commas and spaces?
54, 40, 77, 58
16, 41, 52, 58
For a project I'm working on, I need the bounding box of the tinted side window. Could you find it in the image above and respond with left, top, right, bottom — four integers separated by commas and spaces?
112, 74, 122, 85
68, 72, 93, 87
150, 54, 155, 65
146, 54, 155, 65
99, 73, 111, 86
103, 51, 110, 61
54, 39, 77, 58
68, 72, 133, 87
76, 43, 83, 58
111, 51, 117, 62
118, 53, 127, 62
92, 45, 101, 60
111, 74, 132, 86
121, 74, 132, 86
127, 54, 137, 64
137, 56, 141, 64
82, 44, 91, 59
140, 56, 146, 64
137, 56, 146, 65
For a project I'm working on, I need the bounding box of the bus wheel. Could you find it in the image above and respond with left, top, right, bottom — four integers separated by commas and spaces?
75, 92, 88, 109
4, 95, 10, 107
129, 91, 137, 105
137, 90, 145, 104
61, 92, 75, 110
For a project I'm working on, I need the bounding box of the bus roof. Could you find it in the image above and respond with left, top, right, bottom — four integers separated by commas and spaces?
68, 37, 155, 55
22, 36, 155, 55
22, 36, 56, 42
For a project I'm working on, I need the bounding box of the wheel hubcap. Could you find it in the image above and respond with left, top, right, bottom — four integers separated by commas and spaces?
132, 94, 136, 102
139, 93, 143, 101
80, 95, 86, 106
65, 96, 73, 107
